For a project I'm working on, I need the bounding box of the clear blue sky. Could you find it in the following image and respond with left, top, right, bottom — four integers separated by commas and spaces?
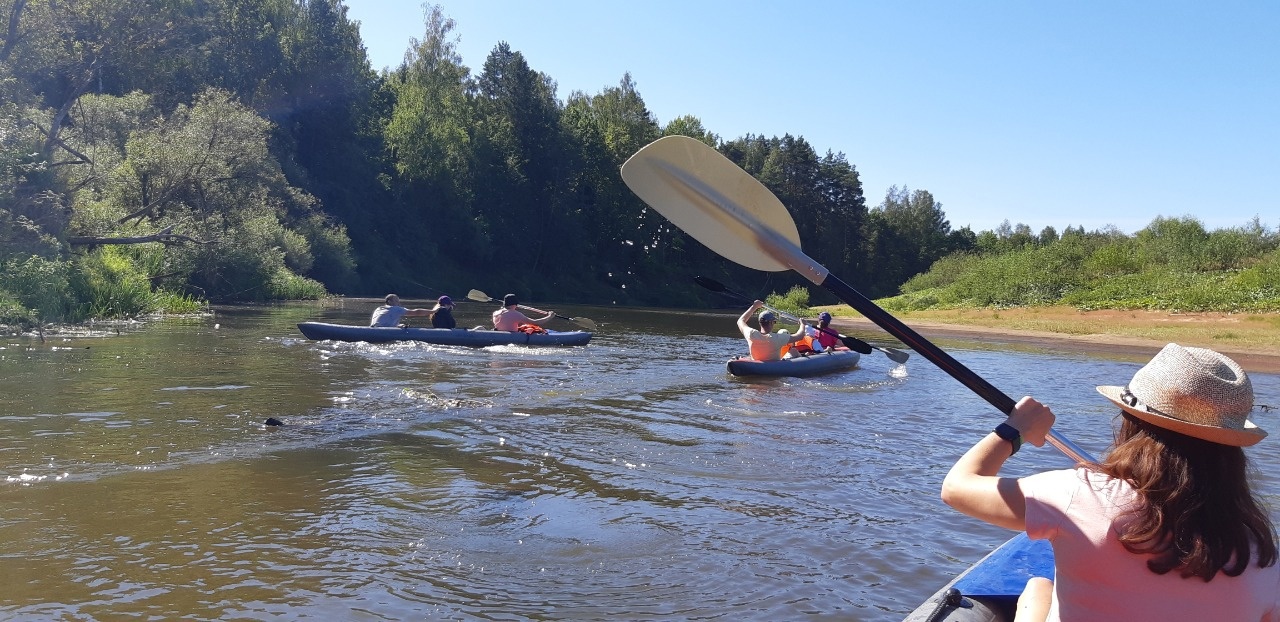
345, 1, 1277, 235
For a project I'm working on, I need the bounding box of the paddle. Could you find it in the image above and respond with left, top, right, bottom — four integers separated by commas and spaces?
404, 279, 468, 302
622, 135, 1093, 463
466, 289, 598, 331
694, 275, 911, 364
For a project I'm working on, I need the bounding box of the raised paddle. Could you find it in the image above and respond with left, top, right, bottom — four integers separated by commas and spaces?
404, 279, 469, 302
466, 289, 598, 331
623, 135, 1093, 463
693, 275, 911, 364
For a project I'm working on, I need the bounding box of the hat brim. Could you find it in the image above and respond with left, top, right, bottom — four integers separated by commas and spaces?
1096, 385, 1267, 447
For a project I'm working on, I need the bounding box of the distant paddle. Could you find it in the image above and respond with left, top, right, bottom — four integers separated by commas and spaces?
623, 136, 1093, 463
694, 275, 910, 364
405, 279, 467, 301
466, 289, 598, 330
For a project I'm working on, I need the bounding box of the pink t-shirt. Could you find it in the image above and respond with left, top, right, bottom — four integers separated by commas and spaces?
492, 307, 531, 331
815, 327, 839, 350
1022, 468, 1280, 621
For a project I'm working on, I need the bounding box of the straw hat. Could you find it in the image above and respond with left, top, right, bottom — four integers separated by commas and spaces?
1096, 343, 1266, 447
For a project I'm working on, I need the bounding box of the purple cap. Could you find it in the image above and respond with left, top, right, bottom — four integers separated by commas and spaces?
438, 295, 453, 306
818, 312, 832, 323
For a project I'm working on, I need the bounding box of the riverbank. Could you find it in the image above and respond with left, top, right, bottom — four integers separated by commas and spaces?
818, 305, 1280, 374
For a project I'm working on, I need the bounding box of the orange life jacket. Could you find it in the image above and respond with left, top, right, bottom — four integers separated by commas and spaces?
516, 323, 547, 335
781, 335, 817, 356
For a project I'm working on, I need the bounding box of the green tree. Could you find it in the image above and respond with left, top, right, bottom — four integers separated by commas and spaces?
662, 114, 718, 145
471, 41, 565, 292
379, 3, 481, 286
274, 0, 385, 291
559, 74, 665, 300
68, 89, 345, 300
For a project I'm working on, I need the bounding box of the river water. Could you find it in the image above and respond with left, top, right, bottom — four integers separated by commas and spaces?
2, 299, 1277, 621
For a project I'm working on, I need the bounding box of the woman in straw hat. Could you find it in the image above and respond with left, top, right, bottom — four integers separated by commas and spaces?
941, 343, 1278, 621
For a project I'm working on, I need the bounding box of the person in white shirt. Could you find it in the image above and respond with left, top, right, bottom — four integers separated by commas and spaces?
369, 294, 432, 327
735, 300, 806, 361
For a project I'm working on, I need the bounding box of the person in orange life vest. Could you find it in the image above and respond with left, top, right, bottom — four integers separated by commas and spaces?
369, 294, 432, 327
492, 294, 555, 332
813, 312, 840, 350
430, 295, 456, 329
736, 300, 807, 362
941, 344, 1278, 622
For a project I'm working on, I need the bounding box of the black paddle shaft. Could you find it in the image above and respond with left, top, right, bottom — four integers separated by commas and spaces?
824, 273, 1096, 462
821, 274, 1016, 415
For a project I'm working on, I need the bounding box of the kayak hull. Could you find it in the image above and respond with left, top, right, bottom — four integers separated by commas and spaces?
726, 348, 860, 377
902, 533, 1054, 622
297, 322, 592, 347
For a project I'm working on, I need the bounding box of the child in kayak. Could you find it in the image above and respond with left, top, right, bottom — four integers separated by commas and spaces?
941, 344, 1278, 621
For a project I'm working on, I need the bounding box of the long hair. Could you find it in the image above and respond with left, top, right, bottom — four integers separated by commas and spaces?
1093, 413, 1277, 580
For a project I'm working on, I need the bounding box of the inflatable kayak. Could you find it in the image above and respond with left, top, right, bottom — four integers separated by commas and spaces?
726, 348, 860, 377
297, 322, 592, 347
901, 533, 1054, 622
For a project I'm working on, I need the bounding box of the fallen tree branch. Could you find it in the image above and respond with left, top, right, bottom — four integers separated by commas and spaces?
67, 225, 209, 247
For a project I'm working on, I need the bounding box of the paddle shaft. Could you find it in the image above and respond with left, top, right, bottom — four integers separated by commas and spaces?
468, 289, 595, 329
508, 302, 583, 327
819, 273, 1093, 462
623, 136, 1092, 463
494, 299, 560, 319
745, 303, 845, 345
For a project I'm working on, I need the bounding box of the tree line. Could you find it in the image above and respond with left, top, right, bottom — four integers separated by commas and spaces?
1, 1, 1272, 328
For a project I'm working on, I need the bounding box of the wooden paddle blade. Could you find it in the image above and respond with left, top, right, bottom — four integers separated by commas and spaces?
467, 289, 493, 303
623, 136, 823, 278
570, 317, 598, 330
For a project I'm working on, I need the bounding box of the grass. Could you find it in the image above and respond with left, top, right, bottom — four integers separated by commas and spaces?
813, 304, 1280, 355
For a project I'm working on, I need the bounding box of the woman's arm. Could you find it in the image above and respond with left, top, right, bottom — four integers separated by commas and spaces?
940, 397, 1055, 531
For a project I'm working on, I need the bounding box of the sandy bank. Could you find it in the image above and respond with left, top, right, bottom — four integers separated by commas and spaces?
823, 307, 1280, 375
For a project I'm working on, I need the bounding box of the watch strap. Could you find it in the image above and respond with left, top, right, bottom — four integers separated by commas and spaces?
994, 422, 1023, 455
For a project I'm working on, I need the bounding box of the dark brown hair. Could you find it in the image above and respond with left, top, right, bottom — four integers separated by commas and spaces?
1093, 412, 1277, 580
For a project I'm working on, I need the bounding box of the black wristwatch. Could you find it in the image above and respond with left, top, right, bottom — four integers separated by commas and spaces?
994, 422, 1023, 455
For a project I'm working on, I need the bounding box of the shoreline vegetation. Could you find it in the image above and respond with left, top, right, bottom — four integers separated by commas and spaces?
13, 300, 1280, 376
818, 305, 1280, 375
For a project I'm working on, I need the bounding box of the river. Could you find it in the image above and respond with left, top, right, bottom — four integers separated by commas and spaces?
2, 299, 1277, 620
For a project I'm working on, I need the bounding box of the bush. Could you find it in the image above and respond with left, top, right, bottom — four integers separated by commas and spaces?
0, 255, 73, 322
70, 246, 157, 318
901, 253, 981, 293
879, 218, 1280, 313
151, 291, 205, 314
268, 268, 327, 300
765, 285, 812, 320
0, 291, 38, 329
